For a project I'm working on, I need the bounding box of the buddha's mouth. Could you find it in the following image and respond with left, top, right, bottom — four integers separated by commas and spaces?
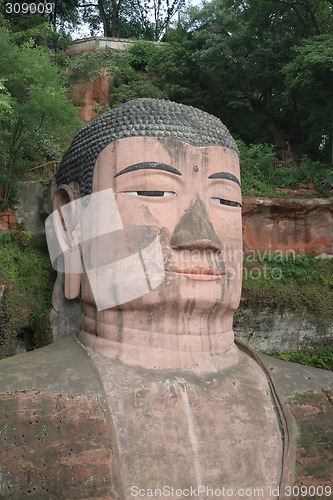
171, 267, 226, 281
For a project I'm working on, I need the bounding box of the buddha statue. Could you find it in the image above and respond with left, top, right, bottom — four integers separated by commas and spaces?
0, 99, 295, 498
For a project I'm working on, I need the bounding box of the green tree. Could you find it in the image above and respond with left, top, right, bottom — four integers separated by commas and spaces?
79, 0, 184, 40
0, 80, 12, 114
173, 0, 333, 160
283, 34, 333, 162
1, 0, 74, 52
0, 27, 81, 208
222, 0, 333, 159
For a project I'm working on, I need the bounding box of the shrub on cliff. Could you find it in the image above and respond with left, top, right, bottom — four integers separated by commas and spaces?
238, 141, 333, 197
0, 26, 80, 209
242, 252, 333, 335
0, 231, 55, 358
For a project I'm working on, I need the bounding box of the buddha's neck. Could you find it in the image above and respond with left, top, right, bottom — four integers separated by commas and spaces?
78, 302, 239, 373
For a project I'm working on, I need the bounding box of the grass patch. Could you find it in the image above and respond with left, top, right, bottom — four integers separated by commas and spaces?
238, 141, 333, 198
241, 252, 333, 333
273, 348, 333, 371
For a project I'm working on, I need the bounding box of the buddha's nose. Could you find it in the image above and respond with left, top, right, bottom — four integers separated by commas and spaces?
170, 195, 222, 251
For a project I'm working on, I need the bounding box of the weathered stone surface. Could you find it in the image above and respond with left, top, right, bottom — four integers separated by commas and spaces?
242, 197, 333, 256
289, 390, 333, 493
87, 345, 284, 499
260, 355, 333, 497
70, 69, 112, 123
15, 181, 50, 235
50, 271, 83, 341
0, 208, 19, 231
0, 335, 121, 498
234, 305, 332, 353
0, 392, 114, 498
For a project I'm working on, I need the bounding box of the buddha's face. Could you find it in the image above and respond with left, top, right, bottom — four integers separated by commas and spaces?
80, 136, 243, 319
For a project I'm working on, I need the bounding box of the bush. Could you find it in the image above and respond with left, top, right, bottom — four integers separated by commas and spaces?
274, 348, 333, 371
238, 141, 333, 197
0, 232, 56, 358
242, 252, 333, 332
111, 78, 168, 107
127, 40, 159, 71
238, 140, 280, 197
110, 56, 168, 106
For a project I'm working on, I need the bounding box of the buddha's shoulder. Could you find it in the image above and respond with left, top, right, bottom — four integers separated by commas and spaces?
0, 335, 102, 397
0, 336, 121, 498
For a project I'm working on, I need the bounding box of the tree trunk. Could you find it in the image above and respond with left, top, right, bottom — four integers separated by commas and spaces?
112, 0, 121, 37
98, 0, 109, 36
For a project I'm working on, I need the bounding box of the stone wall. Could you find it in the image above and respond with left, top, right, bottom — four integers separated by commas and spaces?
14, 180, 54, 235
0, 208, 19, 231
234, 304, 332, 354
67, 36, 135, 56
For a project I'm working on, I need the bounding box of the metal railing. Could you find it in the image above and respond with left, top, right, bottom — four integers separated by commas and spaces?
25, 161, 60, 181
272, 160, 293, 168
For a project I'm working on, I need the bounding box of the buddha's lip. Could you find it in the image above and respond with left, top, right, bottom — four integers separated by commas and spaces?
170, 267, 226, 280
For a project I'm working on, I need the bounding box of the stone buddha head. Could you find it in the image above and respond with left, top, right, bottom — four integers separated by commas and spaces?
52, 99, 243, 372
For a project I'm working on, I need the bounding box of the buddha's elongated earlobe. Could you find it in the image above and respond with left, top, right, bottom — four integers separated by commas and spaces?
52, 185, 82, 300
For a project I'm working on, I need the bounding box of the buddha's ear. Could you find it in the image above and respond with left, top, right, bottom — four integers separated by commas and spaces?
52, 184, 82, 300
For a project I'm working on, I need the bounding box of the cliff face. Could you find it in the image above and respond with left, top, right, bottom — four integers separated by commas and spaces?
70, 69, 111, 123
242, 196, 333, 256
234, 305, 332, 353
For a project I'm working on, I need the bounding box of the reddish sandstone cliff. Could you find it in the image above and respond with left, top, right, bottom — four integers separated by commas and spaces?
70, 68, 112, 123
242, 196, 332, 256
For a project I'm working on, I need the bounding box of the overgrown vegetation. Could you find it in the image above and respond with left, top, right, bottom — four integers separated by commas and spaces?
0, 25, 81, 209
67, 34, 333, 198
273, 348, 333, 371
0, 230, 55, 358
238, 142, 333, 198
242, 252, 333, 333
1, 1, 332, 206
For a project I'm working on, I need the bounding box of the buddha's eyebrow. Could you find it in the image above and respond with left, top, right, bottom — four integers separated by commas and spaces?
114, 162, 182, 178
208, 172, 241, 187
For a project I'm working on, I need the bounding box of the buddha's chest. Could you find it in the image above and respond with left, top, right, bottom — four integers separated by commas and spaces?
91, 351, 283, 500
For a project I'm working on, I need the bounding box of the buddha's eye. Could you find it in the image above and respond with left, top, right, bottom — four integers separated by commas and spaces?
212, 197, 241, 208
125, 191, 175, 197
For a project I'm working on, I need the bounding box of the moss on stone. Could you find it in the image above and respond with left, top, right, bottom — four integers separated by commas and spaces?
0, 231, 56, 358
289, 391, 333, 485
241, 253, 333, 334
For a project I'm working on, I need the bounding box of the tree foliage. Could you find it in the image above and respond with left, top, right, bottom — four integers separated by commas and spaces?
283, 34, 333, 161
68, 0, 333, 163
1, 0, 333, 179
0, 26, 81, 208
76, 0, 185, 40
133, 0, 332, 162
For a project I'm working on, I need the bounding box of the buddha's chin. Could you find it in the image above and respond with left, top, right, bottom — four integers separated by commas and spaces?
111, 273, 240, 317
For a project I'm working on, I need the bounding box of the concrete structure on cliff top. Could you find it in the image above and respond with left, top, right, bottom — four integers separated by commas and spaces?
67, 37, 163, 123
0, 99, 299, 498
